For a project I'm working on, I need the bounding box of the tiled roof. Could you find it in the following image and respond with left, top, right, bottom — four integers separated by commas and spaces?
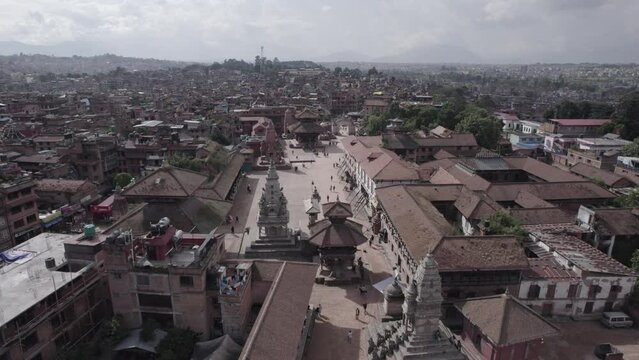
487, 182, 616, 202
456, 294, 559, 346
433, 236, 529, 271
376, 185, 456, 260
513, 191, 554, 208
36, 179, 92, 193
593, 208, 639, 236
530, 232, 636, 276
341, 136, 420, 181
123, 166, 209, 198
550, 118, 610, 127
522, 258, 578, 280
240, 261, 318, 360
570, 163, 629, 187
508, 208, 574, 225
308, 219, 367, 248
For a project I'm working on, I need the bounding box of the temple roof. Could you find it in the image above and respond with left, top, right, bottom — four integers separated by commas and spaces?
308, 219, 367, 248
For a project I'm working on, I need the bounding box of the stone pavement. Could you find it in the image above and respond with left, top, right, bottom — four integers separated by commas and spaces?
222, 137, 397, 358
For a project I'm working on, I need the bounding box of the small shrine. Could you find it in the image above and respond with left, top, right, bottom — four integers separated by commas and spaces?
304, 187, 321, 226
308, 199, 367, 285
366, 255, 465, 360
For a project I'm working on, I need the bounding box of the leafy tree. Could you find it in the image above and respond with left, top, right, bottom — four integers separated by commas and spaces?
631, 249, 639, 273
436, 102, 460, 129
168, 153, 203, 172
388, 102, 401, 118
622, 137, 639, 157
367, 67, 378, 76
156, 328, 200, 360
362, 115, 389, 136
455, 106, 502, 149
333, 66, 342, 76
210, 126, 230, 145
476, 95, 496, 111
614, 189, 639, 208
113, 172, 133, 188
141, 319, 159, 342
485, 211, 528, 240
612, 91, 639, 140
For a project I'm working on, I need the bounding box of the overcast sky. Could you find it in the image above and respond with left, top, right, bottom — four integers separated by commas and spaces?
0, 0, 638, 63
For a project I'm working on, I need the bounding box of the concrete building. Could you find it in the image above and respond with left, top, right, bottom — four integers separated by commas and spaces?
0, 174, 40, 249
0, 233, 110, 360
540, 118, 611, 137
35, 179, 99, 210
521, 231, 637, 319
103, 221, 225, 338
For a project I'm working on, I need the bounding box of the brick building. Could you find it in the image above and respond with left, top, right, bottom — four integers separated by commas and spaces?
0, 174, 40, 249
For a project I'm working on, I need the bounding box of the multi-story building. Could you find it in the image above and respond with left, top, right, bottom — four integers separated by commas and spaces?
0, 174, 40, 249
520, 232, 637, 319
0, 232, 110, 360
70, 134, 119, 187
103, 222, 225, 338
540, 118, 611, 137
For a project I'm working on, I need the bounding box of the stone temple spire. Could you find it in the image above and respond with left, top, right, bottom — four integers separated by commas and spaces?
407, 254, 443, 338
257, 162, 290, 241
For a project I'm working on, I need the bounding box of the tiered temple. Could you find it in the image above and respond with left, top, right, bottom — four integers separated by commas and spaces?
367, 255, 465, 360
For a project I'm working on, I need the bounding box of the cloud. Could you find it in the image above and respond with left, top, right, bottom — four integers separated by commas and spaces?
0, 0, 636, 63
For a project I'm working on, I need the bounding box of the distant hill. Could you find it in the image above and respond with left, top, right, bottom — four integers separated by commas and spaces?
0, 52, 194, 75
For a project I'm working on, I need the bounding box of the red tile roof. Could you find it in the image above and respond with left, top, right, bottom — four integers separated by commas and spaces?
433, 236, 529, 271
550, 118, 610, 127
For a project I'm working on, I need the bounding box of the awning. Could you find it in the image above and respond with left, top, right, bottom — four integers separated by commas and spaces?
373, 276, 396, 294
43, 217, 64, 228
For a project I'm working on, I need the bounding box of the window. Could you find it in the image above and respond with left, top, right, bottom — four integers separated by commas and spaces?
546, 284, 556, 300
138, 294, 172, 309
609, 285, 622, 299
10, 206, 21, 215
527, 284, 541, 299
20, 188, 31, 195
565, 303, 573, 309
14, 219, 25, 228
136, 275, 150, 286
179, 276, 194, 287
21, 331, 39, 350
7, 192, 18, 200
23, 202, 34, 209
588, 285, 602, 299
567, 284, 578, 298
27, 214, 37, 223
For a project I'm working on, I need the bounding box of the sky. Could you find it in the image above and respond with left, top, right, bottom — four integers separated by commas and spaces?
0, 0, 638, 63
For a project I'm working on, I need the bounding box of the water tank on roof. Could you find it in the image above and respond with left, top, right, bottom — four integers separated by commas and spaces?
83, 224, 96, 239
45, 257, 56, 269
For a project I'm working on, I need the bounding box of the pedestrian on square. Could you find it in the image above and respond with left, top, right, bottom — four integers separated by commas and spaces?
231, 226, 235, 234
235, 216, 239, 223
369, 234, 374, 247
347, 330, 353, 343
363, 303, 368, 314
327, 195, 329, 202
355, 307, 360, 319
331, 175, 333, 181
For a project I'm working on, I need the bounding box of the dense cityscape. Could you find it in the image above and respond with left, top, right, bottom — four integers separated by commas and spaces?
0, 52, 638, 360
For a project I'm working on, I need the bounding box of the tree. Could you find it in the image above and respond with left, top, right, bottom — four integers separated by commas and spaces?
113, 172, 133, 188
631, 249, 639, 273
485, 211, 528, 240
455, 106, 502, 149
622, 137, 639, 157
362, 115, 388, 136
333, 66, 342, 76
614, 189, 639, 208
476, 95, 496, 111
168, 153, 203, 172
367, 67, 378, 76
436, 102, 460, 129
156, 328, 199, 360
612, 91, 639, 140
388, 102, 401, 118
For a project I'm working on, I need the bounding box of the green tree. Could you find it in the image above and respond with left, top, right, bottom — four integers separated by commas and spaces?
362, 115, 388, 136
631, 249, 639, 272
113, 172, 133, 188
388, 102, 401, 118
333, 66, 342, 76
613, 91, 639, 140
622, 137, 639, 157
485, 211, 529, 240
156, 328, 200, 360
614, 189, 639, 208
436, 102, 460, 129
168, 153, 203, 172
476, 95, 496, 111
455, 106, 502, 149
367, 67, 378, 76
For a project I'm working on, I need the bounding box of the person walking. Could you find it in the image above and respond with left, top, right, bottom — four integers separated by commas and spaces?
235, 215, 239, 223
231, 226, 235, 234
347, 330, 353, 343
355, 307, 360, 319
363, 302, 368, 315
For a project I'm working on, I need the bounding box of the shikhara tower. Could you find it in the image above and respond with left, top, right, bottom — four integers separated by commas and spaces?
257, 161, 290, 242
